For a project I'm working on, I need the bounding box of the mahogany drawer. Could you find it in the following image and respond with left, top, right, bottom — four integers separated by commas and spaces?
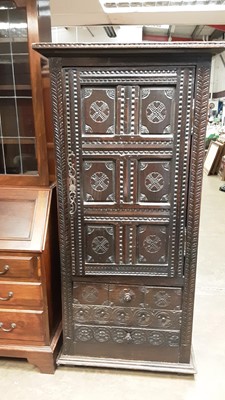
0, 256, 38, 281
0, 309, 45, 342
0, 282, 43, 308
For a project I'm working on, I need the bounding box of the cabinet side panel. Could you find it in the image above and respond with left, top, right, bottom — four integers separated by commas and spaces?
180, 62, 211, 363
49, 58, 73, 353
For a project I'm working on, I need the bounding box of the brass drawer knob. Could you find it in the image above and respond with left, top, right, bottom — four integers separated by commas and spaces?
0, 322, 16, 332
0, 265, 10, 276
0, 291, 13, 301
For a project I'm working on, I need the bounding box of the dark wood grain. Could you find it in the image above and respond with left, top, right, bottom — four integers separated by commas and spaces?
33, 42, 222, 373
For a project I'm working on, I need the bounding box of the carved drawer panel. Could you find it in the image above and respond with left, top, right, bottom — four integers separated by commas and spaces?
73, 283, 182, 310
0, 282, 42, 309
74, 324, 180, 348
73, 304, 182, 330
0, 255, 38, 281
73, 283, 108, 305
0, 310, 45, 342
109, 284, 144, 307
144, 287, 182, 310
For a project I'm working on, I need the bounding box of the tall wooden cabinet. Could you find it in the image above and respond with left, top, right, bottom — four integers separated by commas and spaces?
34, 42, 225, 373
0, 0, 60, 373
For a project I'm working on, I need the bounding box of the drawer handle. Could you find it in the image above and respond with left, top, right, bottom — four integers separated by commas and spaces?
0, 322, 16, 332
0, 291, 13, 301
0, 265, 10, 276
123, 292, 133, 302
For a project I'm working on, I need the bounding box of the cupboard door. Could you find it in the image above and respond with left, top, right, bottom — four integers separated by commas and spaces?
64, 67, 194, 278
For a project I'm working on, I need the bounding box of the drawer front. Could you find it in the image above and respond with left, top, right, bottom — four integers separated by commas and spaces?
73, 283, 182, 310
72, 283, 182, 363
144, 287, 182, 310
0, 310, 45, 342
73, 283, 108, 305
73, 305, 181, 330
0, 282, 42, 308
74, 324, 180, 348
0, 256, 38, 280
109, 285, 144, 308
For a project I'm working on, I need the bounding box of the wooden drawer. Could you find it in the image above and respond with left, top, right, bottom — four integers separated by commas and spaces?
0, 282, 42, 308
0, 309, 45, 342
73, 304, 182, 330
144, 287, 182, 310
73, 283, 108, 305
0, 256, 38, 281
74, 324, 180, 348
109, 285, 144, 307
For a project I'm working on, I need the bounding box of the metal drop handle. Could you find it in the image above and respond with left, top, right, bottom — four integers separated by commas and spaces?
0, 291, 13, 301
0, 322, 16, 332
0, 265, 10, 276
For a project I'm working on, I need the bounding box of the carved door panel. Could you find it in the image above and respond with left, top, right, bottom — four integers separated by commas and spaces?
64, 67, 194, 278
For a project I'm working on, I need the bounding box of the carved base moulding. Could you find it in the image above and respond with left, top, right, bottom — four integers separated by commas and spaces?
57, 350, 196, 375
33, 42, 225, 374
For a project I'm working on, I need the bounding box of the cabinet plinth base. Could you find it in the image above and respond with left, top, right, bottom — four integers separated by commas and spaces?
0, 322, 62, 374
57, 348, 196, 375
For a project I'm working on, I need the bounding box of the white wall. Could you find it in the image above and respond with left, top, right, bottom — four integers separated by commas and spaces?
52, 25, 143, 43
52, 26, 225, 102
210, 51, 225, 97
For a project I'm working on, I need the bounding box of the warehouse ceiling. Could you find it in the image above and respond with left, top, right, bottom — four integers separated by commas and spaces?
50, 0, 225, 41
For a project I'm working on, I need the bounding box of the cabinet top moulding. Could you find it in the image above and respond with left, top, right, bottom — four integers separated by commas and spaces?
33, 41, 225, 57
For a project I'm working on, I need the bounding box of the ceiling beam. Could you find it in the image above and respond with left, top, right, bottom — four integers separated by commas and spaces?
209, 29, 224, 40
191, 25, 204, 39
167, 25, 175, 41
104, 26, 117, 38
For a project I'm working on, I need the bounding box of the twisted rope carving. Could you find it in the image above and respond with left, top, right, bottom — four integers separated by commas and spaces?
180, 63, 211, 362
50, 60, 73, 350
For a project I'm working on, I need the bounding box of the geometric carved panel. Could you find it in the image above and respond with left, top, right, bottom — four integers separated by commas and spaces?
138, 161, 171, 203
85, 225, 115, 264
137, 225, 168, 265
81, 87, 116, 135
83, 160, 115, 203
139, 87, 175, 135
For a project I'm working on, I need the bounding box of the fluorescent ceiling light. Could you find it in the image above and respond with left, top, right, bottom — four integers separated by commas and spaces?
99, 0, 225, 13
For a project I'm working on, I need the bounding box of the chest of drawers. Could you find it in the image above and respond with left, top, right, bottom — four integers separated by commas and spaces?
0, 187, 61, 373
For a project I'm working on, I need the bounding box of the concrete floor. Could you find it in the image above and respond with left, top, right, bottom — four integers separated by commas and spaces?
0, 175, 225, 400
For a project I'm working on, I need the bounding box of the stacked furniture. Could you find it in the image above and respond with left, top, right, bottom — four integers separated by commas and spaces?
0, 0, 60, 373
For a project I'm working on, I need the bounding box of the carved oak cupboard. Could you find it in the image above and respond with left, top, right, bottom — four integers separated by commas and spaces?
34, 42, 225, 373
